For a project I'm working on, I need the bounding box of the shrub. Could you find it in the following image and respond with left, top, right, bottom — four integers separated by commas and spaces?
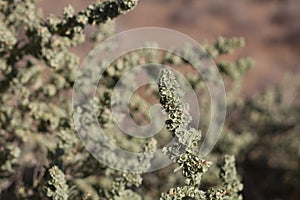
0, 0, 264, 199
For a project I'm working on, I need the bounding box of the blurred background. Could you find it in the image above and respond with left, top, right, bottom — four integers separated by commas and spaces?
39, 0, 300, 96
35, 0, 300, 199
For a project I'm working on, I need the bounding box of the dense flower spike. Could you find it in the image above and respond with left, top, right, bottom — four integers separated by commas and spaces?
46, 166, 69, 200
158, 68, 191, 133
158, 69, 243, 199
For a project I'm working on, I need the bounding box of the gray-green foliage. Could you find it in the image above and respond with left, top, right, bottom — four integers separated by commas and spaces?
0, 0, 256, 199
220, 155, 243, 200
0, 0, 140, 199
